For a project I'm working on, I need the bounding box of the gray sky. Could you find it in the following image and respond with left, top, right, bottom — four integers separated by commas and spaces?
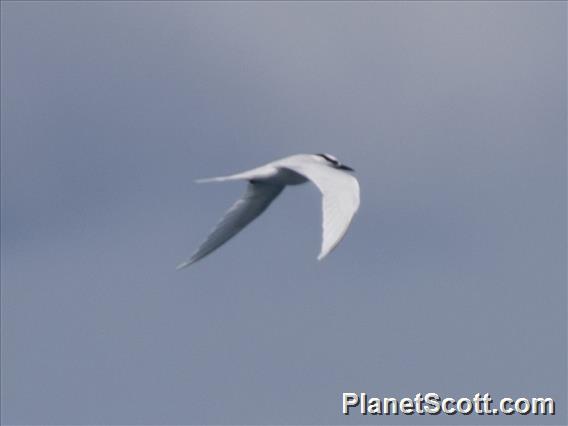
1, 2, 566, 425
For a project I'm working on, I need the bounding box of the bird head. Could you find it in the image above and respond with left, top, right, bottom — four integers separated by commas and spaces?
314, 153, 354, 171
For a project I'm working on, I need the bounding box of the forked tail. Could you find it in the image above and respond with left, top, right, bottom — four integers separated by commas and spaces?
194, 173, 249, 183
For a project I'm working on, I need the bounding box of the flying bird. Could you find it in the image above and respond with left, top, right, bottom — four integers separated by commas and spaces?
177, 153, 360, 269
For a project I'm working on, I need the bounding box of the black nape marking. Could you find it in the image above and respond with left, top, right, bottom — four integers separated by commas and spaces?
316, 153, 339, 165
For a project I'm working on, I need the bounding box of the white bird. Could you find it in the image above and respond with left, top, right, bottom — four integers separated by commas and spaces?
177, 153, 360, 269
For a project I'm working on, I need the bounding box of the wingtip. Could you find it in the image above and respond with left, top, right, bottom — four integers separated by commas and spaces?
176, 260, 193, 270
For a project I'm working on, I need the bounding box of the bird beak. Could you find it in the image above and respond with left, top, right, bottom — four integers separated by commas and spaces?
338, 164, 354, 171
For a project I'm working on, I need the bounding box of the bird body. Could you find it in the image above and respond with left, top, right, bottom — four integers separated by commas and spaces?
177, 153, 360, 269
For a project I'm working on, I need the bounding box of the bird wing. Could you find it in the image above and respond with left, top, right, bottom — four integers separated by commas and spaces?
177, 182, 284, 268
283, 163, 360, 260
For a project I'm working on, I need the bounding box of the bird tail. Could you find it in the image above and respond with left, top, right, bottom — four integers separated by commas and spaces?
195, 171, 253, 183
194, 176, 227, 183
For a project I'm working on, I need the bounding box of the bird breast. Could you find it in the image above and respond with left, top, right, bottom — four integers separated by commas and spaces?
257, 167, 308, 186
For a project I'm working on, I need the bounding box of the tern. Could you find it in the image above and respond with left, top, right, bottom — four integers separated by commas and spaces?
177, 153, 360, 269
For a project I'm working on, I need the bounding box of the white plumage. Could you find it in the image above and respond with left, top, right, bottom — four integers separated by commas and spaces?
177, 153, 360, 269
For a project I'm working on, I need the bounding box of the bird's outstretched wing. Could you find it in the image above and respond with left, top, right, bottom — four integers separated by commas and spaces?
177, 182, 284, 269
283, 163, 360, 260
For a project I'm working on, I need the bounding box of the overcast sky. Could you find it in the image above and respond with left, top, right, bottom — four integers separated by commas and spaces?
1, 2, 566, 425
